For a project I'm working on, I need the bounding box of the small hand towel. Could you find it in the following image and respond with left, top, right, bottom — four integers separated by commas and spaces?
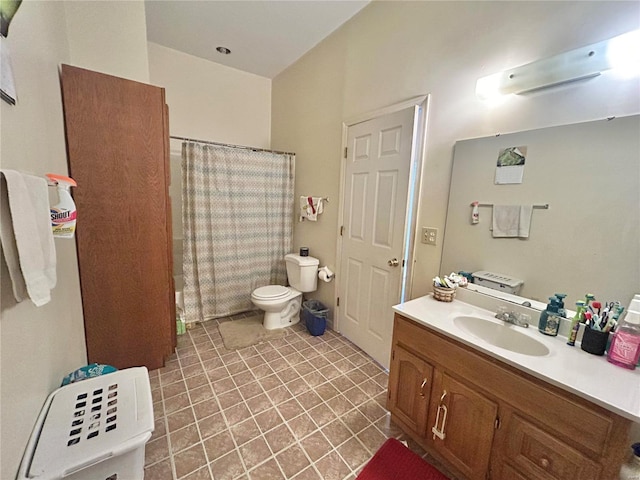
0, 170, 56, 306
300, 196, 324, 221
492, 205, 533, 238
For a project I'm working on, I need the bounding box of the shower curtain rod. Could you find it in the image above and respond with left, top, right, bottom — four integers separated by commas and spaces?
170, 135, 295, 156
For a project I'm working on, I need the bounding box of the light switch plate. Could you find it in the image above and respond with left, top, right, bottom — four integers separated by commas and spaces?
422, 227, 438, 245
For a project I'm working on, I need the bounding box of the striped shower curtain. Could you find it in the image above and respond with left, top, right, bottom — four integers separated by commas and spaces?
182, 142, 295, 323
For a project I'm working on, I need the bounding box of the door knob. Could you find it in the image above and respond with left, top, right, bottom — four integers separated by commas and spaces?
388, 258, 399, 267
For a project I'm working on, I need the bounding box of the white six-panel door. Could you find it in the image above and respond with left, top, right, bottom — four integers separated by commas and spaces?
338, 106, 416, 369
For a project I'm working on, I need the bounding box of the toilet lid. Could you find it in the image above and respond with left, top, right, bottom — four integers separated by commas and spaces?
253, 285, 290, 300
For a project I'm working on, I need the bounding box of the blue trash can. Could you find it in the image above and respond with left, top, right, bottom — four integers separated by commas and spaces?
302, 300, 329, 336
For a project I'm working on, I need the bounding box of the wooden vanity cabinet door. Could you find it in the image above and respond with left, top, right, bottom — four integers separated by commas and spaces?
493, 410, 601, 480
428, 370, 498, 480
492, 462, 531, 480
387, 346, 433, 436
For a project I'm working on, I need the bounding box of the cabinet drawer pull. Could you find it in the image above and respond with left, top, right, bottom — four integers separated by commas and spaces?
431, 404, 448, 440
440, 390, 447, 402
420, 378, 428, 397
540, 457, 550, 469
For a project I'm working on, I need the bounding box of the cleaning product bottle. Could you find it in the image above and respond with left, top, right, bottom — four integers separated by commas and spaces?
567, 301, 586, 346
539, 297, 562, 336
45, 173, 78, 238
619, 442, 640, 480
607, 308, 640, 370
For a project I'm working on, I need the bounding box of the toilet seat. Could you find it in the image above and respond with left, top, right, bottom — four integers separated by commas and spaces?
252, 285, 290, 300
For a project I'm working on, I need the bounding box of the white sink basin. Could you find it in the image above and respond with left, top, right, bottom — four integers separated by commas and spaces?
453, 316, 550, 357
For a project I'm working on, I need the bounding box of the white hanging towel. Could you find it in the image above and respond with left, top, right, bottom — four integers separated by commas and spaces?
0, 170, 57, 306
299, 196, 324, 221
492, 205, 533, 238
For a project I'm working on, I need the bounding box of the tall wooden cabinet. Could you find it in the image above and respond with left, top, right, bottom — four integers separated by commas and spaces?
387, 314, 631, 480
60, 65, 175, 370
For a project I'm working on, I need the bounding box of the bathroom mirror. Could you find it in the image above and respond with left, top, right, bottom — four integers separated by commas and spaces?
440, 114, 640, 311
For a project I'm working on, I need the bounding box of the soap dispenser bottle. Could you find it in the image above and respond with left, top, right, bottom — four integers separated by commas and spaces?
555, 293, 567, 317
539, 297, 562, 336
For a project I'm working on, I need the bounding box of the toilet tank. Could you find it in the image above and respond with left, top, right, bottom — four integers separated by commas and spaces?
285, 254, 319, 292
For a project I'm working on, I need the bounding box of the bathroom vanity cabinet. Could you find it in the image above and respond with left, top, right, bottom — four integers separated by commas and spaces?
387, 313, 631, 480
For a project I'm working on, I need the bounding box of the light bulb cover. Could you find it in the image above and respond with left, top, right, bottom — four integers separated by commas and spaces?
476, 29, 640, 99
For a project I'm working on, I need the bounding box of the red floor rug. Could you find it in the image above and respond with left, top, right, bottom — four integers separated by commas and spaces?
356, 438, 450, 480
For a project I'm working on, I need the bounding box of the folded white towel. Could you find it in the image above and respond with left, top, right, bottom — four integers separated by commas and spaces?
0, 175, 27, 302
300, 196, 324, 222
492, 205, 533, 238
0, 170, 56, 306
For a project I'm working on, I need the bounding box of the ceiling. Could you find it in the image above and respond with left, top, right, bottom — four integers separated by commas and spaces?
145, 1, 370, 79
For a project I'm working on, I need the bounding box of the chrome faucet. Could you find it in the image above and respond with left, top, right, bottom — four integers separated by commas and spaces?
495, 309, 529, 328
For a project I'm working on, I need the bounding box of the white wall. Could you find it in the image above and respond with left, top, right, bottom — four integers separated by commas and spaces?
271, 30, 348, 313
149, 42, 271, 149
64, 0, 150, 83
0, 3, 81, 477
271, 0, 640, 316
0, 2, 151, 477
148, 42, 272, 283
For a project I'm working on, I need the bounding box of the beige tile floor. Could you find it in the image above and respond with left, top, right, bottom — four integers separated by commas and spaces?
144, 313, 453, 480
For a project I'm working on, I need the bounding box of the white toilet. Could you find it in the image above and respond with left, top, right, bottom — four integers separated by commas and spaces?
251, 253, 319, 330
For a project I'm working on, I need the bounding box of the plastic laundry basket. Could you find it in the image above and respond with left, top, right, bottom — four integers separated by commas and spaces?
17, 367, 154, 480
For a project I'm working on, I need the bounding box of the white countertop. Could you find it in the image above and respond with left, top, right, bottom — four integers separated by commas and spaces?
392, 294, 640, 423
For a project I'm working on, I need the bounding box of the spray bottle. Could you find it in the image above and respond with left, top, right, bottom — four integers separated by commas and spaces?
45, 173, 78, 238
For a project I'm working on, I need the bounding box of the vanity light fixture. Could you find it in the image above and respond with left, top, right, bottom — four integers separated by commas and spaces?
476, 29, 640, 100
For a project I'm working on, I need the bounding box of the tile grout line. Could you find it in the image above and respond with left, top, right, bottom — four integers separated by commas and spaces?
266, 333, 341, 479
255, 328, 387, 478
156, 364, 179, 479
184, 326, 218, 480
235, 327, 307, 479
156, 319, 418, 480
218, 330, 279, 479
206, 318, 289, 480
214, 324, 341, 478
199, 319, 254, 478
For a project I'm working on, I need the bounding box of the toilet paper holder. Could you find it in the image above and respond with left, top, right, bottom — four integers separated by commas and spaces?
318, 266, 334, 282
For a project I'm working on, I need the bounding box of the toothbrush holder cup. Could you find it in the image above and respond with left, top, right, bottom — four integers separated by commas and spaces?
580, 328, 610, 356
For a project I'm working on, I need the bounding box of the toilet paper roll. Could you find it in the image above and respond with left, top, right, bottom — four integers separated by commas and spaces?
318, 266, 334, 282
